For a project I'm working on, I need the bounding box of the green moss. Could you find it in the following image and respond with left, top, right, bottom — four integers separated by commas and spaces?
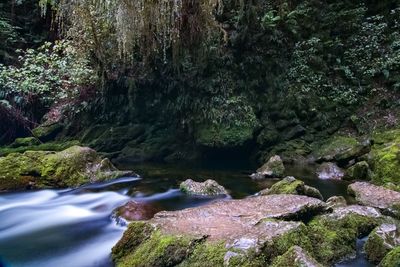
0, 140, 80, 157
10, 137, 40, 148
312, 135, 359, 162
364, 227, 390, 264
372, 143, 400, 185
115, 230, 194, 267
263, 223, 313, 263
270, 246, 322, 267
379, 246, 400, 267
32, 123, 64, 141
178, 241, 227, 267
306, 213, 380, 265
267, 177, 304, 195
112, 222, 154, 263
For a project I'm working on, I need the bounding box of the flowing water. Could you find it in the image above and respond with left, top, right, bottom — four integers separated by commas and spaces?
0, 163, 373, 267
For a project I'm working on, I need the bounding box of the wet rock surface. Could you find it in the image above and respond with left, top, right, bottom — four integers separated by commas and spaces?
348, 182, 400, 217
150, 195, 327, 241
115, 201, 161, 221
179, 179, 228, 196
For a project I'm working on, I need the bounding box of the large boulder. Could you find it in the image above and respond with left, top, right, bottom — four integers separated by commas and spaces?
313, 136, 370, 165
316, 162, 344, 180
179, 179, 228, 196
112, 195, 327, 266
0, 146, 133, 191
364, 224, 400, 264
259, 176, 323, 200
251, 155, 285, 179
32, 122, 64, 142
348, 182, 400, 218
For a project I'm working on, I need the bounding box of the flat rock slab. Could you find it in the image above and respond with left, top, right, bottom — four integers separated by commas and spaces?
151, 194, 326, 242
324, 205, 382, 221
348, 182, 400, 211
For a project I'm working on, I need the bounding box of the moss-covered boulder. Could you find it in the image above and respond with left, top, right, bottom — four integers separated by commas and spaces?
379, 246, 400, 267
32, 122, 64, 142
312, 136, 370, 165
0, 146, 133, 191
364, 224, 400, 264
344, 161, 371, 181
307, 205, 382, 264
259, 176, 323, 200
0, 140, 81, 157
180, 179, 228, 196
271, 246, 323, 267
348, 182, 400, 218
9, 137, 40, 148
372, 142, 400, 186
251, 155, 285, 179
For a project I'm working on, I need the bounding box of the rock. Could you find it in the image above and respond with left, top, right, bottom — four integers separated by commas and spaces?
259, 176, 323, 200
115, 201, 160, 221
251, 155, 285, 179
32, 122, 64, 142
364, 224, 400, 264
379, 246, 400, 267
307, 205, 382, 264
9, 137, 40, 148
326, 196, 347, 209
344, 161, 371, 181
316, 162, 344, 180
284, 125, 306, 141
112, 195, 327, 266
313, 136, 371, 165
0, 146, 133, 191
348, 182, 400, 218
179, 179, 228, 196
372, 141, 400, 187
271, 246, 323, 267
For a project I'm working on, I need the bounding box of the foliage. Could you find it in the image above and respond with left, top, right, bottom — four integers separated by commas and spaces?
0, 40, 96, 119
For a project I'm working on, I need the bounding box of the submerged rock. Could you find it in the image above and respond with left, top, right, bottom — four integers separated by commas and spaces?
316, 162, 344, 180
180, 179, 228, 196
0, 146, 133, 191
364, 224, 400, 264
251, 155, 285, 179
259, 176, 323, 200
115, 201, 160, 221
348, 182, 400, 218
271, 246, 323, 267
112, 195, 327, 266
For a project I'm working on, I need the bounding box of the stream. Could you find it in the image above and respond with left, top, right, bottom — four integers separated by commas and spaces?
0, 163, 374, 267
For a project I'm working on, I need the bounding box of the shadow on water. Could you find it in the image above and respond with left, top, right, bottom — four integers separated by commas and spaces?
0, 160, 370, 267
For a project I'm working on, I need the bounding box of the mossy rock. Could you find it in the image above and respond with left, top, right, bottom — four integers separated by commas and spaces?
271, 246, 323, 267
0, 140, 81, 157
32, 123, 64, 142
379, 246, 400, 267
344, 161, 371, 181
260, 176, 323, 200
312, 136, 362, 163
0, 146, 131, 191
372, 142, 400, 186
307, 209, 381, 265
10, 137, 40, 148
364, 224, 400, 264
